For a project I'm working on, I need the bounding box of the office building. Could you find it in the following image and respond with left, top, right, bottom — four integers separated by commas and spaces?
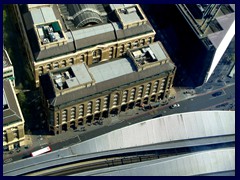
176, 4, 235, 84
12, 4, 156, 87
39, 41, 176, 134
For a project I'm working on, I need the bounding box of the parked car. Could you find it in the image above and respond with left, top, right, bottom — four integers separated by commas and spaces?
212, 91, 222, 97
170, 103, 180, 109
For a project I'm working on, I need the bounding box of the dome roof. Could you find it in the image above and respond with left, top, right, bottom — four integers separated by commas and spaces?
67, 4, 103, 28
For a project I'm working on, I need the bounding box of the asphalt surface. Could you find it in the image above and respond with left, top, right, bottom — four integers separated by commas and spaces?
3, 82, 235, 164
78, 84, 235, 141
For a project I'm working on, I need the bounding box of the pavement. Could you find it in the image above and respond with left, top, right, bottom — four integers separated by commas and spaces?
3, 80, 235, 164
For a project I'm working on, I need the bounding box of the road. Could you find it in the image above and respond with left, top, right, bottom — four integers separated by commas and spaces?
3, 84, 234, 164
57, 84, 235, 147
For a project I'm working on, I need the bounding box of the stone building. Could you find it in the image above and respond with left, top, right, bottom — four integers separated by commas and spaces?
3, 80, 25, 151
12, 4, 156, 87
39, 41, 176, 134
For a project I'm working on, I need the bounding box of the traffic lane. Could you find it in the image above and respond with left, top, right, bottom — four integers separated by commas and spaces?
223, 85, 235, 98
7, 85, 234, 162
157, 85, 234, 115
4, 146, 36, 163
79, 85, 235, 146
50, 136, 80, 151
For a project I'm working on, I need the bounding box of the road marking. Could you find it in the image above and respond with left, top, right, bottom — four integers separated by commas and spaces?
77, 135, 81, 142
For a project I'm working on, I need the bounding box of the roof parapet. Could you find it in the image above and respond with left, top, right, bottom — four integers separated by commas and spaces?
114, 4, 148, 29
34, 20, 68, 50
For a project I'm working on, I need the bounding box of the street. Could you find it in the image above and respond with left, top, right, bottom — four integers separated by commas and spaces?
3, 83, 235, 164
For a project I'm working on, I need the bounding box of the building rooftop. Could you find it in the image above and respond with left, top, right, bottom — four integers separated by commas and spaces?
3, 81, 23, 126
40, 41, 174, 107
129, 41, 169, 70
19, 4, 155, 62
109, 4, 135, 11
40, 42, 175, 106
89, 57, 137, 83
30, 6, 56, 24
50, 63, 94, 90
177, 4, 235, 40
114, 4, 147, 28
207, 12, 235, 49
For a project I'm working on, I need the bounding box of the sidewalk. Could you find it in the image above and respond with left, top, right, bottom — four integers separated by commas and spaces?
1, 85, 210, 162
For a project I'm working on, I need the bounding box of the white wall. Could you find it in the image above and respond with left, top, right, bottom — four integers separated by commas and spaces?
206, 19, 235, 81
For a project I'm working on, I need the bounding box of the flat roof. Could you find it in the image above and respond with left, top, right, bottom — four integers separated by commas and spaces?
120, 7, 142, 24
177, 4, 235, 39
149, 43, 167, 60
41, 61, 174, 107
71, 63, 92, 85
208, 12, 235, 49
109, 4, 135, 11
130, 42, 169, 69
19, 4, 155, 62
114, 5, 146, 27
51, 63, 94, 90
28, 4, 49, 9
89, 58, 137, 83
30, 7, 56, 24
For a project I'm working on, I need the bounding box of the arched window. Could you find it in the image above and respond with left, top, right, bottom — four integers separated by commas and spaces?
147, 37, 152, 44
93, 49, 101, 57
109, 47, 114, 59
55, 113, 60, 125
46, 64, 51, 71
70, 107, 76, 120
87, 101, 93, 114
69, 58, 74, 65
38, 66, 43, 76
80, 55, 85, 62
113, 93, 119, 105
133, 41, 139, 48
79, 104, 84, 117
53, 62, 59, 69
61, 60, 67, 67
119, 44, 125, 56
140, 39, 145, 46
92, 49, 102, 64
126, 43, 131, 50
62, 109, 68, 122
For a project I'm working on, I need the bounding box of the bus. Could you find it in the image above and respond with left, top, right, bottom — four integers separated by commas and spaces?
31, 146, 52, 157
